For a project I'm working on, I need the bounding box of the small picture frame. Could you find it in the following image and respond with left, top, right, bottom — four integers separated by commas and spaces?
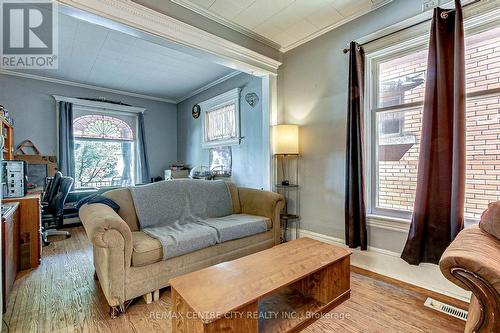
192, 104, 201, 119
209, 146, 232, 177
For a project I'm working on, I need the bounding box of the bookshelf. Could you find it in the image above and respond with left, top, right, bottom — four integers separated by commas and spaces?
273, 154, 300, 243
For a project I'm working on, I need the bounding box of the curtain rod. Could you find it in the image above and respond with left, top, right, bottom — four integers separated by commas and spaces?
342, 0, 481, 54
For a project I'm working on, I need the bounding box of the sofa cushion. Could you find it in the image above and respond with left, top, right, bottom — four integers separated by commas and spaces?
142, 222, 219, 260
131, 231, 163, 267
479, 201, 500, 240
204, 214, 269, 243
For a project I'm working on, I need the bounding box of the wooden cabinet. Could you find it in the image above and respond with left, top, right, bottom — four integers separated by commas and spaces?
2, 202, 20, 312
3, 194, 42, 270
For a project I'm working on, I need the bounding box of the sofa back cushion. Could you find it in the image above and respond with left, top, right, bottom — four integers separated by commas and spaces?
130, 179, 233, 229
103, 188, 140, 232
480, 201, 500, 240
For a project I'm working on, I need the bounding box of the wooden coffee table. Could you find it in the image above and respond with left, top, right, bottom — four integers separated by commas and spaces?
170, 237, 351, 333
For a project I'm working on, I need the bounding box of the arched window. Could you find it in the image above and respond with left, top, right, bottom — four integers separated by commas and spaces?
73, 115, 134, 141
72, 114, 136, 189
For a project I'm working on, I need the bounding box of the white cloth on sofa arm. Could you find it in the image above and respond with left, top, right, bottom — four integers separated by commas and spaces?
203, 214, 269, 243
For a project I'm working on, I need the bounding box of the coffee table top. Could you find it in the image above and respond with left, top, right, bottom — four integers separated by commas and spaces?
169, 237, 351, 323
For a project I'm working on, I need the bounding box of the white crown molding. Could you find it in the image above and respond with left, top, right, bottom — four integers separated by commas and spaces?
371, 0, 394, 10
177, 71, 241, 103
280, 2, 391, 53
171, 0, 281, 51
298, 229, 471, 302
53, 95, 146, 113
0, 69, 177, 104
171, 0, 394, 53
57, 0, 282, 76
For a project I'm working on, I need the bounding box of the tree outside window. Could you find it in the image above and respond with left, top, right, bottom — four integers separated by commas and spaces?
73, 114, 135, 189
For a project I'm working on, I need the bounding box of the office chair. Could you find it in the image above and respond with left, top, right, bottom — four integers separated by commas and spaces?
42, 176, 74, 246
42, 171, 62, 206
41, 171, 62, 245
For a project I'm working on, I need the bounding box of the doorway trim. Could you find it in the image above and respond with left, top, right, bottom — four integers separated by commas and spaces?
57, 0, 281, 190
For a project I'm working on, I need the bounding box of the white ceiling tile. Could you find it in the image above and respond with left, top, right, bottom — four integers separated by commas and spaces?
306, 4, 344, 29
221, 0, 255, 8
253, 22, 284, 41
274, 31, 296, 46
285, 19, 318, 41
15, 12, 236, 100
189, 0, 216, 9
267, 0, 332, 31
234, 0, 295, 29
179, 0, 385, 50
332, 0, 372, 17
209, 0, 252, 20
267, 17, 318, 48
278, 0, 331, 20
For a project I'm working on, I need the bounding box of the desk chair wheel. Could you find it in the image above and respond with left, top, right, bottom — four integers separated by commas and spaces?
42, 229, 71, 246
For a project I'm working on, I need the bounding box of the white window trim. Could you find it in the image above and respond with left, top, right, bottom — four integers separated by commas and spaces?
53, 95, 146, 114
364, 3, 500, 224
200, 88, 241, 148
54, 96, 142, 188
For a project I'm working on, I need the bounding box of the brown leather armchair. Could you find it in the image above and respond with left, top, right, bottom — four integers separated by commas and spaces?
440, 204, 500, 333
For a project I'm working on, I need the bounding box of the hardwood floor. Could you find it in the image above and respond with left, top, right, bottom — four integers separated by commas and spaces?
4, 227, 466, 333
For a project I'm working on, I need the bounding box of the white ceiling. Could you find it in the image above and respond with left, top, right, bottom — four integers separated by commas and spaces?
11, 12, 236, 102
173, 0, 391, 51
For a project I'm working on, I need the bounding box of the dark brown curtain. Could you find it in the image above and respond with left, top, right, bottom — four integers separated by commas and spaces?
345, 41, 367, 250
401, 0, 465, 265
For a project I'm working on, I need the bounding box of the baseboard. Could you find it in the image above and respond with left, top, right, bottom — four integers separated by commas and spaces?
298, 229, 472, 303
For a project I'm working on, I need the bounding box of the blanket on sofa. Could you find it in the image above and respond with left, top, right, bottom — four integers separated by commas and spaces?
130, 179, 235, 259
129, 179, 233, 229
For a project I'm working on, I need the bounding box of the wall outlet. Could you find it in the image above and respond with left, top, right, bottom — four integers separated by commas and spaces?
422, 0, 439, 11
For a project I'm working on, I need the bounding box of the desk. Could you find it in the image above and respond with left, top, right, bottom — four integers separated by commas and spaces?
3, 193, 42, 270
2, 202, 20, 312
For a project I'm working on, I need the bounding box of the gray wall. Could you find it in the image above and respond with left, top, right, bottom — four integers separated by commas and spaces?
280, 0, 429, 253
0, 74, 177, 178
177, 73, 265, 189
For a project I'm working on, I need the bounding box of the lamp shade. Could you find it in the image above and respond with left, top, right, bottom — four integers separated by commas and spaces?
273, 124, 299, 155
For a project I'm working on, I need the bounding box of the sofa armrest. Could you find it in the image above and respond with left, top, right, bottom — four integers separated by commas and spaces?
439, 225, 500, 333
79, 203, 133, 260
79, 203, 133, 308
440, 225, 500, 292
238, 188, 284, 244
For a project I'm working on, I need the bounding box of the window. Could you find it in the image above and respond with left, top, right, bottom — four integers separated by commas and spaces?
73, 114, 136, 189
201, 88, 240, 148
368, 20, 500, 222
379, 112, 405, 137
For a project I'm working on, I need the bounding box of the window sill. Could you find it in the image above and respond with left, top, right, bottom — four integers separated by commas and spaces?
464, 219, 479, 228
367, 214, 479, 232
202, 137, 240, 148
366, 214, 410, 233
